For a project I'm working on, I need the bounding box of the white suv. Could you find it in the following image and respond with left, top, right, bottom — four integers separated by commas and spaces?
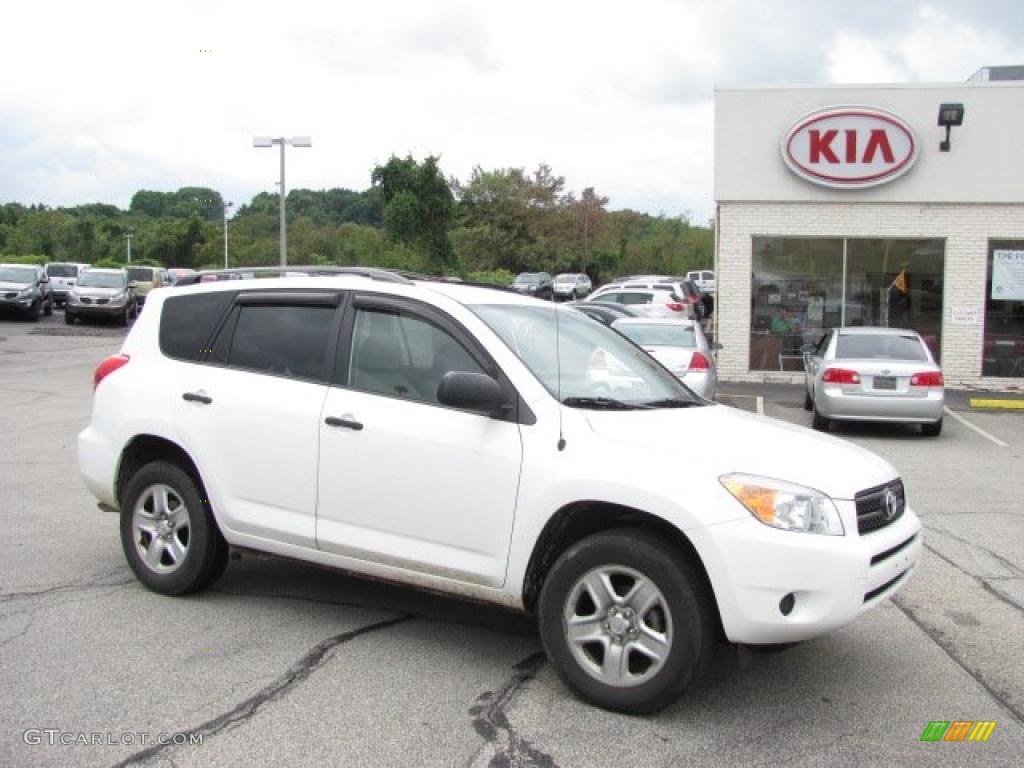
79, 268, 921, 713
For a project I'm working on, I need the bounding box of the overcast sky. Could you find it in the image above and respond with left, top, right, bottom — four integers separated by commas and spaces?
2, 0, 1021, 223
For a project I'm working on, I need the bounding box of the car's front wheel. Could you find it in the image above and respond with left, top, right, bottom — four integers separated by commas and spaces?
921, 419, 942, 437
65, 310, 75, 325
120, 461, 228, 595
44, 296, 53, 316
538, 529, 716, 714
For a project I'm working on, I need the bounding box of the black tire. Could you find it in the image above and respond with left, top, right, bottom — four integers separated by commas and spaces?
812, 407, 830, 432
537, 529, 716, 714
803, 389, 813, 411
120, 460, 228, 596
65, 310, 75, 325
30, 299, 41, 321
44, 296, 53, 316
921, 419, 942, 437
119, 306, 129, 327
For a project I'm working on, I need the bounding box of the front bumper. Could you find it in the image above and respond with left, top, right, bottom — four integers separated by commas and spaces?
689, 502, 922, 644
817, 386, 944, 424
67, 298, 129, 317
0, 296, 35, 313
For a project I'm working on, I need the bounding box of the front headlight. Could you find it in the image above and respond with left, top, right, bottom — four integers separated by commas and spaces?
720, 473, 844, 536
18, 287, 34, 298
109, 292, 127, 305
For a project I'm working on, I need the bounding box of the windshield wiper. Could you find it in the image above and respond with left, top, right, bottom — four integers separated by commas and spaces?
561, 396, 652, 410
639, 398, 703, 408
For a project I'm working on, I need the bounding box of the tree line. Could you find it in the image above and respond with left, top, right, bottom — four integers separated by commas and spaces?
0, 156, 714, 284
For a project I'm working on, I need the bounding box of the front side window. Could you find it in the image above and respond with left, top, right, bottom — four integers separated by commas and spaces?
227, 304, 334, 381
473, 304, 700, 408
346, 308, 485, 404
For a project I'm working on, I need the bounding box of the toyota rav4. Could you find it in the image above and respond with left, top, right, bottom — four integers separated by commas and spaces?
78, 268, 922, 713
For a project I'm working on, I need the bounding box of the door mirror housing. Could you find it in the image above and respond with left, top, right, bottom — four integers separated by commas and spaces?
437, 371, 504, 413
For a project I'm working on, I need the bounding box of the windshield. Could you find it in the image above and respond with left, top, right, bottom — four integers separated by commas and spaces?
555, 274, 575, 282
616, 323, 697, 348
126, 267, 155, 282
77, 271, 125, 289
472, 305, 701, 408
46, 264, 79, 278
0, 266, 37, 284
515, 274, 541, 284
836, 334, 928, 361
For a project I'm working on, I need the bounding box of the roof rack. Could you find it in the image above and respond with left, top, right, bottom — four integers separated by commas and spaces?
173, 266, 416, 287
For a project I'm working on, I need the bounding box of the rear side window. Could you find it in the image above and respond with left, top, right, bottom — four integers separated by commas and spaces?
619, 292, 653, 305
836, 334, 928, 361
160, 292, 236, 362
228, 305, 335, 381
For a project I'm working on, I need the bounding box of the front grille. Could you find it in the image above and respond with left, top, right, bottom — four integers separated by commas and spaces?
3, 292, 16, 299
81, 297, 92, 304
855, 479, 905, 535
97, 298, 109, 305
871, 534, 917, 566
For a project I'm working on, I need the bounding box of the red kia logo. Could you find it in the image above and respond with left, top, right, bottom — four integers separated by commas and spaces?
782, 106, 918, 189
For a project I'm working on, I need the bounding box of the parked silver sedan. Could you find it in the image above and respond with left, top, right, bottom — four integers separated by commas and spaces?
803, 327, 945, 435
611, 318, 717, 400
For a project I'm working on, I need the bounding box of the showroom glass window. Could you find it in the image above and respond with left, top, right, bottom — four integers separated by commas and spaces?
750, 237, 944, 371
983, 240, 1024, 377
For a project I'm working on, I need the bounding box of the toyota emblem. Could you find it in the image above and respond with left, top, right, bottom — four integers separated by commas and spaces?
883, 490, 899, 521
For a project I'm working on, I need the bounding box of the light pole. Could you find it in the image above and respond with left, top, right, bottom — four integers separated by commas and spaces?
253, 136, 312, 266
124, 231, 133, 264
223, 201, 234, 269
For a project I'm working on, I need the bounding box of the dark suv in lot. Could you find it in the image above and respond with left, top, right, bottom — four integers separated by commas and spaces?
0, 264, 54, 320
511, 272, 554, 300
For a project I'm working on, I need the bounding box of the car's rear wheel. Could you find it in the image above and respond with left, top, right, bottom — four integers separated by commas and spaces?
812, 406, 830, 432
803, 389, 813, 411
538, 529, 715, 714
921, 419, 942, 437
120, 461, 228, 595
65, 310, 75, 324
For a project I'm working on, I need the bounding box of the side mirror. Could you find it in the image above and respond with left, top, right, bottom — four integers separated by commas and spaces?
437, 371, 504, 413
713, 342, 724, 351
40, 275, 49, 283
128, 281, 138, 289
799, 343, 816, 355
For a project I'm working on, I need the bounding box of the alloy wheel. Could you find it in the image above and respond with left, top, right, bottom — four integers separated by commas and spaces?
132, 483, 191, 574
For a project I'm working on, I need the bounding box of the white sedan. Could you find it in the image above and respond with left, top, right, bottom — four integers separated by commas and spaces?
611, 318, 717, 400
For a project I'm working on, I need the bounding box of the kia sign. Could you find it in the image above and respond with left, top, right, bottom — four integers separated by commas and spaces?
782, 106, 918, 189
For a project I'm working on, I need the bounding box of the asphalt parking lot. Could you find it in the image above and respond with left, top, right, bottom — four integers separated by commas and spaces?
2, 310, 1023, 767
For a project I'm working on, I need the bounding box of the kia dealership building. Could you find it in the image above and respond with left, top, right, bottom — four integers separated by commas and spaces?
713, 69, 1024, 386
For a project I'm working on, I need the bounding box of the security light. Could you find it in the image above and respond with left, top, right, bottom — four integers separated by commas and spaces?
252, 136, 274, 148
937, 103, 965, 152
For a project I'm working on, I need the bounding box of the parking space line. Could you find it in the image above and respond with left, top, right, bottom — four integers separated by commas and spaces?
944, 406, 1009, 448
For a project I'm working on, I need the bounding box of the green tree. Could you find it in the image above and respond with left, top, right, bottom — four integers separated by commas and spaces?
371, 155, 455, 272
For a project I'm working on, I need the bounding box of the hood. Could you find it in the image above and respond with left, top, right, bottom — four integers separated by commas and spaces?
583, 403, 896, 500
74, 286, 122, 298
0, 281, 35, 292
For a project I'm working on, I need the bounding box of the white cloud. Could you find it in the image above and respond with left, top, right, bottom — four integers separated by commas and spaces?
1, 0, 1021, 223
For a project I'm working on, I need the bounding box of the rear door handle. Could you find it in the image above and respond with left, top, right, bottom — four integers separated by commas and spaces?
325, 416, 363, 431
182, 391, 212, 405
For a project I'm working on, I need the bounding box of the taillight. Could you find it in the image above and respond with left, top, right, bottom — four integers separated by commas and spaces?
666, 303, 685, 312
910, 371, 944, 387
94, 354, 130, 390
689, 351, 710, 370
822, 367, 860, 384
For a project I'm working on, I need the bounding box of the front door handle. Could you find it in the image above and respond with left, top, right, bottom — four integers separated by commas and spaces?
325, 416, 363, 431
182, 391, 213, 405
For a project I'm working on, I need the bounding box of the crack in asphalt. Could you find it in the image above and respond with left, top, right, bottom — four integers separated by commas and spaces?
109, 614, 412, 767
893, 596, 1023, 725
922, 541, 1024, 613
925, 525, 1024, 579
467, 653, 555, 768
0, 571, 135, 603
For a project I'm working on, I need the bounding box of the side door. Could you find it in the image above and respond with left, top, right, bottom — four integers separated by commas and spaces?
316, 294, 523, 588
175, 290, 343, 548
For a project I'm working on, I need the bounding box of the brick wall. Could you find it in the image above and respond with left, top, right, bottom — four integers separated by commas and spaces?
715, 201, 1024, 387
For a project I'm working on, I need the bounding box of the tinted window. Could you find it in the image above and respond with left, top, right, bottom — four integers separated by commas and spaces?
126, 267, 156, 282
160, 291, 237, 362
835, 334, 929, 361
346, 309, 484, 404
227, 305, 334, 380
46, 264, 79, 278
619, 292, 653, 305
